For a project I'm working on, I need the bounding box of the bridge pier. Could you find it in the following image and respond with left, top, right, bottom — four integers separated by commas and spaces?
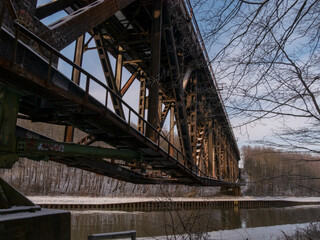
220, 186, 242, 196
0, 178, 70, 240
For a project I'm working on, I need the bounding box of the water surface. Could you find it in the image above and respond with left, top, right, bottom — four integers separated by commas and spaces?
71, 205, 320, 239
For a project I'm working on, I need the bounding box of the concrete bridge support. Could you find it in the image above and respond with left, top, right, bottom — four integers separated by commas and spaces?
0, 178, 70, 240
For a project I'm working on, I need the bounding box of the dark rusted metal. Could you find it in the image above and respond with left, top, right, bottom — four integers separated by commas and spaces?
138, 75, 146, 133
41, 0, 136, 51
162, 4, 193, 165
121, 68, 139, 96
64, 35, 85, 142
146, 0, 162, 141
0, 86, 20, 168
36, 0, 76, 20
94, 30, 125, 119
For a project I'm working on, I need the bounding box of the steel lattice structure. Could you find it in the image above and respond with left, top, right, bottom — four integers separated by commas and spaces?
0, 0, 242, 188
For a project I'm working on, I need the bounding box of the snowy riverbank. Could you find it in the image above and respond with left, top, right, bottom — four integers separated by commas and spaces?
28, 196, 320, 205
27, 196, 320, 240
141, 222, 320, 240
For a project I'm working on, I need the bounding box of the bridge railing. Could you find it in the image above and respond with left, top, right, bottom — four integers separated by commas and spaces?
11, 21, 213, 181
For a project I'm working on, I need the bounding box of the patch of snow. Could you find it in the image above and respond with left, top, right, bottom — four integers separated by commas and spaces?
71, 210, 147, 215
138, 222, 320, 240
27, 196, 320, 205
206, 223, 317, 240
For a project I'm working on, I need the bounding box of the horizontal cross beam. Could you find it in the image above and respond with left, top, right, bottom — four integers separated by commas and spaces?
35, 0, 76, 20
16, 137, 142, 161
41, 0, 135, 50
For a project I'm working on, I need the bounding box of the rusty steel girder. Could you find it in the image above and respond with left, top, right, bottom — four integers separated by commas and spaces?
40, 0, 136, 50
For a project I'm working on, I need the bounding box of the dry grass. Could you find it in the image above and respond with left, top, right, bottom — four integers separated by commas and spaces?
280, 223, 320, 240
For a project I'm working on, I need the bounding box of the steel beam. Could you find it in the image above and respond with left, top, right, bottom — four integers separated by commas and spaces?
169, 104, 174, 155
1, 0, 17, 33
115, 45, 123, 92
146, 0, 162, 141
64, 34, 85, 143
41, 0, 135, 50
187, 73, 197, 161
213, 120, 222, 179
159, 102, 171, 129
94, 31, 125, 119
121, 68, 140, 96
138, 75, 146, 133
227, 144, 232, 181
16, 137, 141, 161
0, 86, 20, 168
195, 125, 205, 174
158, 92, 163, 126
207, 120, 215, 178
35, 0, 76, 20
71, 35, 85, 84
77, 134, 96, 145
223, 134, 227, 179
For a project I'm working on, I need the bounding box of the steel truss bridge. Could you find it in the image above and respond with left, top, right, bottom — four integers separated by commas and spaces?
0, 0, 242, 187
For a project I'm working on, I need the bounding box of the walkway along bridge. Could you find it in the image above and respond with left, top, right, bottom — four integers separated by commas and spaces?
0, 0, 242, 188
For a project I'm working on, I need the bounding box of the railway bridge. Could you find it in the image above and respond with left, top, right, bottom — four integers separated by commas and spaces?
0, 0, 242, 188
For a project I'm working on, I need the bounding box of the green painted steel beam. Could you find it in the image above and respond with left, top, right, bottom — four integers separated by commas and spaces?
0, 85, 140, 166
16, 137, 141, 161
0, 86, 20, 168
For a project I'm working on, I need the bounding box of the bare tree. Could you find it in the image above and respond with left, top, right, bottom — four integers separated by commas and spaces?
191, 0, 320, 151
242, 145, 320, 196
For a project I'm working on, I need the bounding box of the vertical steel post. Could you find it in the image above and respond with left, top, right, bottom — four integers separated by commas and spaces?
207, 119, 215, 178
158, 92, 163, 126
64, 35, 85, 143
146, 0, 162, 141
186, 74, 195, 160
0, 86, 20, 168
94, 32, 125, 119
216, 121, 223, 179
223, 134, 227, 180
189, 74, 197, 162
231, 151, 235, 181
138, 75, 146, 134
169, 104, 175, 155
115, 45, 123, 92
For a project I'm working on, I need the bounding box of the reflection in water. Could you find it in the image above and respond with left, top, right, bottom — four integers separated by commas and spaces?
71, 205, 320, 240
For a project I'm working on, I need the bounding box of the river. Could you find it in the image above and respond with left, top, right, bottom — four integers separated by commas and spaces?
70, 205, 320, 239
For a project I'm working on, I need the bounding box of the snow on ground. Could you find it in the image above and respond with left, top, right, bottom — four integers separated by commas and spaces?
206, 223, 314, 240
28, 196, 320, 205
139, 222, 320, 240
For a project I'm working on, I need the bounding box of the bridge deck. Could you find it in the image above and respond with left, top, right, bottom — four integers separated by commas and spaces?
0, 26, 238, 187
